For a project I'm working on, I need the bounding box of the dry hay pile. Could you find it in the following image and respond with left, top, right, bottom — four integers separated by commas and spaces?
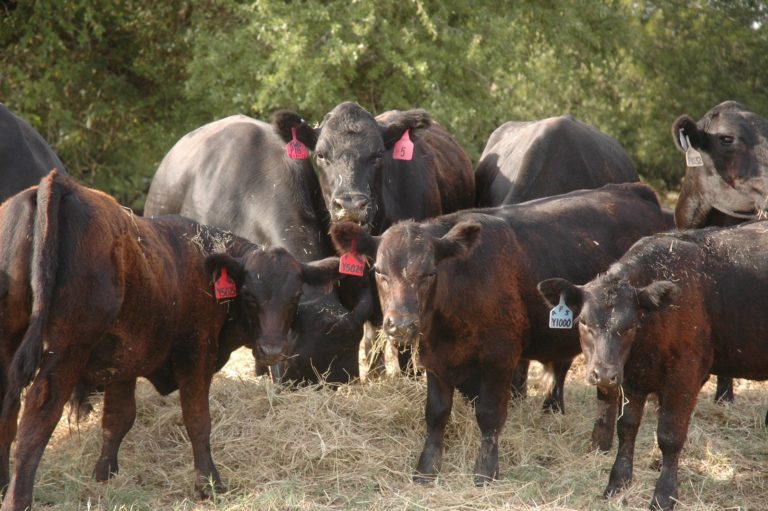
24, 350, 768, 510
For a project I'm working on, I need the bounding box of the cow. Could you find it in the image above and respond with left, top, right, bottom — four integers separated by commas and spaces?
272, 102, 475, 374
672, 101, 768, 403
330, 183, 669, 483
144, 114, 370, 384
474, 115, 640, 405
0, 103, 67, 201
474, 115, 638, 207
271, 102, 475, 234
0, 171, 345, 510
537, 220, 768, 511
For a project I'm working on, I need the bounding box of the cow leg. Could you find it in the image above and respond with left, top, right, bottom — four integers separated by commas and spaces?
510, 359, 529, 400
0, 390, 18, 496
714, 376, 734, 403
541, 360, 572, 413
92, 378, 137, 481
175, 368, 223, 498
591, 385, 620, 451
414, 372, 454, 484
650, 385, 699, 511
2, 358, 80, 511
472, 368, 512, 485
604, 388, 647, 499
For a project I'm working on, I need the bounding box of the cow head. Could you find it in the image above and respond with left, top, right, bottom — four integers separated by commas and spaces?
332, 220, 480, 347
273, 103, 431, 229
672, 101, 768, 228
538, 276, 679, 390
205, 248, 341, 365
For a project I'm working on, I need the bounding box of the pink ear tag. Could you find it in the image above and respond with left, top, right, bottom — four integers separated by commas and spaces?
393, 129, 414, 161
286, 127, 308, 160
338, 240, 365, 277
214, 267, 237, 300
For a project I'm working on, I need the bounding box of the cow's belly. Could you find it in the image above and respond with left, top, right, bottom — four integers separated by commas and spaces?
82, 332, 173, 385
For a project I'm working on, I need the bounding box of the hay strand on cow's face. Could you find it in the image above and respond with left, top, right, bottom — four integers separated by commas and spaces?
29, 351, 767, 510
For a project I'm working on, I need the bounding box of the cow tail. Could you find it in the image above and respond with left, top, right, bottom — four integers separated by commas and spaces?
3, 170, 64, 417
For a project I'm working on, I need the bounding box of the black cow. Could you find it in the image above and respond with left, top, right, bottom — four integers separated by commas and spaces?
332, 183, 669, 479
475, 115, 638, 207
0, 103, 67, 201
538, 221, 768, 510
0, 171, 344, 510
672, 100, 768, 402
474, 115, 640, 405
272, 102, 475, 234
145, 114, 369, 384
272, 102, 476, 375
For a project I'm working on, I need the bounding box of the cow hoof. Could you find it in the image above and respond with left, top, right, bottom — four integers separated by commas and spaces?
541, 399, 564, 414
196, 476, 226, 499
412, 472, 437, 485
92, 461, 118, 482
473, 473, 496, 487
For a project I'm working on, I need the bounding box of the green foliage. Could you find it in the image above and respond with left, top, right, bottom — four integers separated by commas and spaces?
2, 0, 768, 204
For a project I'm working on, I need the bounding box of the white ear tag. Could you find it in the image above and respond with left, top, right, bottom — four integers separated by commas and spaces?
549, 292, 573, 329
684, 135, 703, 167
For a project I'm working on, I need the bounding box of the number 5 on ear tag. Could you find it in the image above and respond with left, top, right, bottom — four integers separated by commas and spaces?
393, 129, 414, 161
214, 267, 237, 300
339, 239, 365, 277
549, 293, 573, 329
286, 126, 309, 160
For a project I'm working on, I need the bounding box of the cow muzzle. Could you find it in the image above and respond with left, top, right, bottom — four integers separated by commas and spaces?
254, 336, 288, 365
586, 364, 622, 389
382, 314, 421, 347
330, 193, 372, 226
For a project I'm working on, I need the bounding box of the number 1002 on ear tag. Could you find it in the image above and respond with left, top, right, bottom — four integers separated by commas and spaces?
549, 293, 573, 329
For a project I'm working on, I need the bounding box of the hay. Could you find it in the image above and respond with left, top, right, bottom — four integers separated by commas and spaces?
20, 351, 768, 510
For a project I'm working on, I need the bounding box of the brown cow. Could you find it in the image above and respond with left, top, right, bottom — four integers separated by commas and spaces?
331, 183, 668, 483
0, 171, 343, 510
538, 221, 768, 510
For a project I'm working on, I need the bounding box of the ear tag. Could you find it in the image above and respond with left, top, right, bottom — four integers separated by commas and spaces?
338, 239, 365, 277
286, 127, 308, 160
214, 267, 237, 300
393, 129, 414, 161
684, 135, 703, 167
549, 292, 573, 329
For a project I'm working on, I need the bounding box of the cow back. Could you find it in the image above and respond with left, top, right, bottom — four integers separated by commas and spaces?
0, 104, 67, 202
145, 115, 330, 261
475, 116, 638, 206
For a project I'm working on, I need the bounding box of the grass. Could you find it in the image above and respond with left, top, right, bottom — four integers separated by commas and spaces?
22, 349, 768, 510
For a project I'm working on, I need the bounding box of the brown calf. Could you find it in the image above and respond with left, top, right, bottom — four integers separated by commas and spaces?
0, 171, 341, 511
538, 221, 768, 510
331, 183, 669, 484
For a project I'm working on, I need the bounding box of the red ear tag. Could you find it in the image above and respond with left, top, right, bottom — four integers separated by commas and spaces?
214, 267, 237, 300
286, 127, 308, 160
393, 129, 414, 161
339, 252, 365, 277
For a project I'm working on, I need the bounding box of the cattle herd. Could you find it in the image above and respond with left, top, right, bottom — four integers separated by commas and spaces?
0, 99, 765, 510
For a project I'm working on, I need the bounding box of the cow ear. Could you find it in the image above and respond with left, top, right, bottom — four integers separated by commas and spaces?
301, 256, 342, 286
672, 115, 704, 153
637, 280, 680, 311
329, 222, 380, 258
204, 253, 245, 286
271, 109, 318, 150
380, 109, 432, 148
537, 278, 584, 315
434, 221, 481, 262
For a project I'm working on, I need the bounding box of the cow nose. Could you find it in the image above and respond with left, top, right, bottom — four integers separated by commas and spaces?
588, 367, 620, 388
331, 194, 370, 223
256, 336, 287, 363
383, 315, 420, 339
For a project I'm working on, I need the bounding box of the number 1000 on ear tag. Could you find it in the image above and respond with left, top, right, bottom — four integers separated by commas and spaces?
549, 293, 573, 329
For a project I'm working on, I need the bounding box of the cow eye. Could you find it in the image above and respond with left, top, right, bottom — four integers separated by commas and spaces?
719, 135, 734, 146
316, 151, 326, 161
373, 150, 384, 161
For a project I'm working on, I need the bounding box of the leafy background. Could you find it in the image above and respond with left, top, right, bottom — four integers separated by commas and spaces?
2, 0, 767, 210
